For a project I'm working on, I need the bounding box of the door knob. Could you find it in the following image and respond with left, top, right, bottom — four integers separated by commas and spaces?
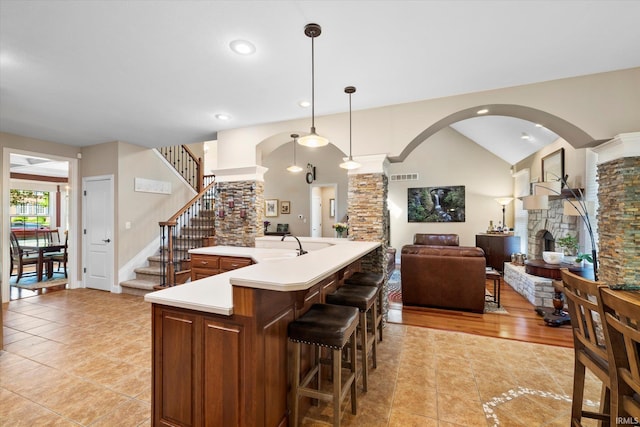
103, 238, 111, 243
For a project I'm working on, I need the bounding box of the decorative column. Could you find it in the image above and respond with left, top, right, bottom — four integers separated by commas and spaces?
211, 166, 267, 247
593, 132, 640, 285
347, 155, 391, 319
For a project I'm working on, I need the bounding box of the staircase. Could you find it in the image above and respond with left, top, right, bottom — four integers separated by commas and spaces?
119, 207, 216, 295
119, 145, 216, 296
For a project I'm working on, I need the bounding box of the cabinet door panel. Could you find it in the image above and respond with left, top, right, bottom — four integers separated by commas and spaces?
263, 309, 295, 427
157, 310, 198, 426
203, 319, 243, 427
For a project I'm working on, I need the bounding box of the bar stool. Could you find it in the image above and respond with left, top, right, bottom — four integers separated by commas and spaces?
344, 272, 384, 342
288, 303, 359, 427
326, 285, 378, 391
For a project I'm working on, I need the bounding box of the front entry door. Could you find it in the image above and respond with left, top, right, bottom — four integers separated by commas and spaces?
83, 176, 114, 291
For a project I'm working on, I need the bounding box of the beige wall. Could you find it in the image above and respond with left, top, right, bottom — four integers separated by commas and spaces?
262, 141, 348, 237
116, 142, 193, 266
387, 127, 513, 249
217, 68, 640, 168
515, 138, 587, 188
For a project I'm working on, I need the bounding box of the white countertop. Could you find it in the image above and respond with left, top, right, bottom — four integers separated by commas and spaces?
144, 238, 380, 316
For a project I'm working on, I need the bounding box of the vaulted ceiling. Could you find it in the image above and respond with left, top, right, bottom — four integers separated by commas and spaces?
2, 1, 639, 165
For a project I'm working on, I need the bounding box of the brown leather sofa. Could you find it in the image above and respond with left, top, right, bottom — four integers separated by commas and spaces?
413, 233, 460, 246
401, 234, 486, 313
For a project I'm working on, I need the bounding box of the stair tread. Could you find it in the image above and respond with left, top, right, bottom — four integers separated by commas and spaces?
134, 266, 162, 275
120, 279, 158, 290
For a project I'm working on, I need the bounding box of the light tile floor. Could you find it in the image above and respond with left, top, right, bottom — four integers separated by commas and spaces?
1, 289, 605, 426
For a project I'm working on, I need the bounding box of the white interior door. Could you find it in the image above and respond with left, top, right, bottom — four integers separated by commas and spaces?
311, 187, 322, 237
83, 176, 114, 291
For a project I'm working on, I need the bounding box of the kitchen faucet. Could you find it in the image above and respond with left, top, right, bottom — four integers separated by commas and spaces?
281, 234, 307, 256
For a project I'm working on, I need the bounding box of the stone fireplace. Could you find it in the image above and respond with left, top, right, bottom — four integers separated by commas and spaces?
527, 198, 579, 260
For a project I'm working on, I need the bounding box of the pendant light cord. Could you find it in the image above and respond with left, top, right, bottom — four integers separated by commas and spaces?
348, 91, 352, 159
310, 35, 316, 130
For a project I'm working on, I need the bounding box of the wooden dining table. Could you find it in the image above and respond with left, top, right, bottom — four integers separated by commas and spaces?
22, 243, 66, 282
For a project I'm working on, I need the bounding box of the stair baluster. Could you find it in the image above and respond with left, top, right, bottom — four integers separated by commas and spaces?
158, 178, 216, 287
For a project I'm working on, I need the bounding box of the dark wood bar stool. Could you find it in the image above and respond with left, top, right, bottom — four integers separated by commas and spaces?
326, 285, 378, 392
288, 303, 359, 427
344, 272, 384, 342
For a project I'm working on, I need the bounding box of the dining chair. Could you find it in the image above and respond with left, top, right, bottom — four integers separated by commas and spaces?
9, 231, 40, 283
560, 268, 611, 427
48, 230, 68, 277
598, 287, 640, 426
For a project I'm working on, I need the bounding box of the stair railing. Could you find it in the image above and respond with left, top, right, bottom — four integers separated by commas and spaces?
159, 176, 216, 287
157, 145, 205, 192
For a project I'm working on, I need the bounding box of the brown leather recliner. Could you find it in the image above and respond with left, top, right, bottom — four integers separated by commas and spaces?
400, 243, 486, 313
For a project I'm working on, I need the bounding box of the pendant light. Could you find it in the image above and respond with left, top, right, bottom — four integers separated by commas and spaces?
339, 86, 361, 170
286, 134, 303, 173
297, 23, 329, 148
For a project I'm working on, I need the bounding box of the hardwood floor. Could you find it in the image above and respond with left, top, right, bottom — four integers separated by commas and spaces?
387, 276, 574, 348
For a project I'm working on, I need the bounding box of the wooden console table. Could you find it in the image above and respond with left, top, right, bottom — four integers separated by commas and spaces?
475, 233, 521, 272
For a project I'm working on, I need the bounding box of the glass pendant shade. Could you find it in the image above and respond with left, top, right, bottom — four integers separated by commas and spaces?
298, 127, 328, 147
339, 157, 361, 170
287, 164, 303, 173
287, 134, 303, 173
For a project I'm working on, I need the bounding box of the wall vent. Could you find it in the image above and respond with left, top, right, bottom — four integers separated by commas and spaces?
390, 173, 419, 182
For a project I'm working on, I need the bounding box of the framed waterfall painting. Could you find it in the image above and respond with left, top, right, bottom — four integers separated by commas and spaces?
407, 186, 465, 222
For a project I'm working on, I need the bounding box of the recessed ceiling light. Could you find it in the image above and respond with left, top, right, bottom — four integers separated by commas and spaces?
298, 100, 311, 108
535, 123, 543, 128
229, 40, 256, 55
476, 108, 489, 115
215, 113, 231, 121
521, 132, 531, 140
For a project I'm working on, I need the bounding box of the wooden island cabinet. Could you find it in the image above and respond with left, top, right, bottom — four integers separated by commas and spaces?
147, 242, 376, 427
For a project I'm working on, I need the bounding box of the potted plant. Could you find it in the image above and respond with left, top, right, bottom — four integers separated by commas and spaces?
556, 234, 579, 264
332, 222, 348, 238
575, 252, 593, 266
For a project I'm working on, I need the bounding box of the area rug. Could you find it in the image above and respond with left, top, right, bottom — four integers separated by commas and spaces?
12, 277, 68, 292
387, 269, 508, 314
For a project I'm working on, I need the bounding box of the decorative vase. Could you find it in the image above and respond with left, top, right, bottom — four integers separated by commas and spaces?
336, 230, 343, 238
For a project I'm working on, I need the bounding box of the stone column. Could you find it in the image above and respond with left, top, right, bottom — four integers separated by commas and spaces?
211, 166, 267, 247
346, 155, 391, 320
593, 133, 640, 285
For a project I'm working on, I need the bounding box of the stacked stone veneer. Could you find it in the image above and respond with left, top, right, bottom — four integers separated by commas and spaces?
597, 157, 640, 285
348, 173, 391, 319
504, 262, 555, 307
214, 180, 264, 247
527, 198, 579, 260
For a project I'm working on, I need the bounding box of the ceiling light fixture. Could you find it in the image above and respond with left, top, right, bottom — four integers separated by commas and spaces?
477, 108, 489, 115
297, 23, 328, 148
286, 134, 303, 173
521, 132, 531, 140
215, 113, 231, 121
298, 100, 311, 108
340, 86, 361, 170
229, 40, 256, 55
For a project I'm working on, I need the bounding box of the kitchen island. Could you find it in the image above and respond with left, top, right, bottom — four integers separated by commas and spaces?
144, 238, 380, 427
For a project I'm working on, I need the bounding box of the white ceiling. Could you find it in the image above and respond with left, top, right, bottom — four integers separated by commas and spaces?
1, 1, 639, 165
